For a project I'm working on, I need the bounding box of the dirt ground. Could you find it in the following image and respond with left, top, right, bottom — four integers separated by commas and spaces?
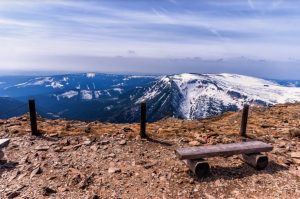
0, 103, 299, 198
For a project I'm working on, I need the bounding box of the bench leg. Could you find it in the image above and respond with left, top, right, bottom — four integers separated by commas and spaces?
184, 159, 210, 178
240, 153, 269, 170
0, 150, 3, 160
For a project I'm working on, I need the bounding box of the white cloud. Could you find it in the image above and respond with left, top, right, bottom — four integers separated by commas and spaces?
0, 0, 299, 75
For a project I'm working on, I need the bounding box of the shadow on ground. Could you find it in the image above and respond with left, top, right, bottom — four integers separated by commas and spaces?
192, 160, 288, 182
0, 159, 18, 176
144, 136, 173, 146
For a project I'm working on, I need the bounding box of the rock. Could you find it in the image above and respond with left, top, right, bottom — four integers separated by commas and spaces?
107, 153, 116, 158
6, 191, 21, 199
214, 179, 222, 187
58, 187, 69, 192
189, 141, 200, 146
278, 142, 286, 148
35, 145, 50, 151
289, 128, 300, 138
108, 167, 121, 174
123, 127, 134, 132
63, 144, 82, 151
90, 145, 99, 151
65, 123, 71, 130
261, 124, 274, 128
83, 140, 92, 146
119, 140, 127, 145
48, 176, 57, 180
54, 146, 64, 152
88, 194, 100, 199
100, 140, 110, 145
30, 166, 42, 179
85, 127, 91, 133
49, 133, 59, 137
42, 187, 57, 196
79, 174, 94, 189
144, 161, 158, 169
291, 152, 300, 159
70, 174, 82, 186
61, 139, 70, 146
293, 159, 300, 164
17, 173, 27, 181
0, 150, 4, 159
289, 169, 300, 178
204, 193, 216, 199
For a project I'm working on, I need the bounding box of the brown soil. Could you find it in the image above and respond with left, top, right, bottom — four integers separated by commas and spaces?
0, 103, 299, 198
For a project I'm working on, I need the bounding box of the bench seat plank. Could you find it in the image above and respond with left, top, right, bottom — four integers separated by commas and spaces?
175, 141, 273, 160
0, 139, 10, 149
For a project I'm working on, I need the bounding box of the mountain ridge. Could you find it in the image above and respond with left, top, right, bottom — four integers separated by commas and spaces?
0, 73, 299, 122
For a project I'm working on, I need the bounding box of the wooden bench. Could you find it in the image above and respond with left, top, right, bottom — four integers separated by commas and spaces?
175, 141, 273, 177
0, 139, 10, 160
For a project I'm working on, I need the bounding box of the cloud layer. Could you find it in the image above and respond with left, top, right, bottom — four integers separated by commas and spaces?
0, 0, 299, 79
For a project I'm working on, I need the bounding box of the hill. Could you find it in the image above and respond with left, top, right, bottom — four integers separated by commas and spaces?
0, 103, 299, 198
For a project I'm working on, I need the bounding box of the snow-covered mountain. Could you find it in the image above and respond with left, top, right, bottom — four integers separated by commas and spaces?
134, 73, 300, 120
0, 73, 299, 122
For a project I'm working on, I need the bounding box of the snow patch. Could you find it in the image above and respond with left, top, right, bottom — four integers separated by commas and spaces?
113, 88, 123, 93
94, 90, 102, 98
60, 90, 78, 99
50, 82, 63, 89
137, 76, 170, 103
13, 76, 67, 89
86, 73, 96, 78
81, 90, 93, 100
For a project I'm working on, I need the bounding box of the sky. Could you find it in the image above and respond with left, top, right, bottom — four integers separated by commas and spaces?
0, 0, 300, 79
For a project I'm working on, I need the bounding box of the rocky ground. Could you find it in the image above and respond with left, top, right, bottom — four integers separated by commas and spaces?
0, 103, 299, 199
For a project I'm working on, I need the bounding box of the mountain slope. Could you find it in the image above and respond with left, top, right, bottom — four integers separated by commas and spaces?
0, 73, 300, 122
129, 73, 300, 120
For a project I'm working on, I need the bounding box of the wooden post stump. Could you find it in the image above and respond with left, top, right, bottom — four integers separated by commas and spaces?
240, 104, 249, 137
184, 159, 210, 178
140, 102, 147, 138
240, 153, 268, 170
28, 99, 39, 136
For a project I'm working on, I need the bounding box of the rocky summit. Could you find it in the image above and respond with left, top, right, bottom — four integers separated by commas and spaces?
0, 103, 299, 198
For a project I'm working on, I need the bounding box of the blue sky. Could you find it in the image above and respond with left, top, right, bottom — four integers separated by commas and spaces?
0, 0, 299, 79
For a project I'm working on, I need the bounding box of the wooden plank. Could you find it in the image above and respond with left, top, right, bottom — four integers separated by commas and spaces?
0, 138, 10, 149
175, 141, 273, 160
